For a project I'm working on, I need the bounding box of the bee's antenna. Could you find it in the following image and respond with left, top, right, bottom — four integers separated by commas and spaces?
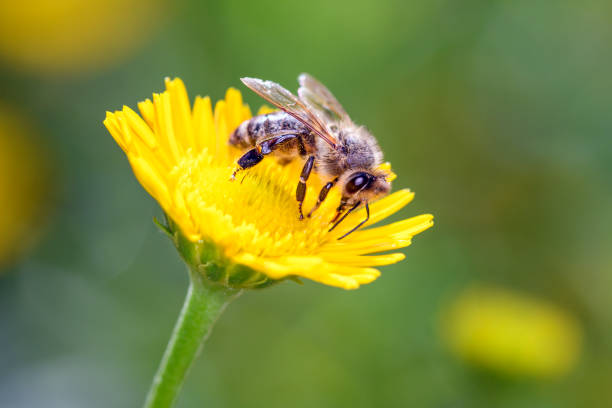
329, 202, 360, 233
337, 202, 370, 240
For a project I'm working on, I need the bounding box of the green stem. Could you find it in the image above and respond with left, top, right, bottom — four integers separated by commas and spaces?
144, 269, 241, 408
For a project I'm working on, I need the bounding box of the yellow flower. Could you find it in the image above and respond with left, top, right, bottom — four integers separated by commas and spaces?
0, 104, 52, 269
104, 78, 433, 289
0, 0, 165, 76
441, 285, 582, 378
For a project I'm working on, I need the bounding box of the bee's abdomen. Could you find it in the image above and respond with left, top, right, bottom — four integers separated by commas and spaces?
229, 111, 310, 149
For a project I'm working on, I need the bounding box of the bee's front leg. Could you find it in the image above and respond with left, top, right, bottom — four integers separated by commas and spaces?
296, 156, 315, 220
337, 202, 370, 240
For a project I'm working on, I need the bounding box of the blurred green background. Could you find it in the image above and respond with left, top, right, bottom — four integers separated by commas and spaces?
1, 0, 611, 407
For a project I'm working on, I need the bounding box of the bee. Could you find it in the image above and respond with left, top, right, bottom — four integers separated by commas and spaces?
230, 74, 391, 239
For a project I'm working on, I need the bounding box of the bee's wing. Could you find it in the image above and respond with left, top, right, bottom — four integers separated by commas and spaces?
298, 73, 350, 124
241, 77, 338, 149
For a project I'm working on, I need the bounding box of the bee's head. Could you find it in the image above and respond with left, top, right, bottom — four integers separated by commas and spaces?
340, 170, 391, 207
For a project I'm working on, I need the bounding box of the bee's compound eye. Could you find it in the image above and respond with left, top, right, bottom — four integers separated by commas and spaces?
346, 172, 372, 194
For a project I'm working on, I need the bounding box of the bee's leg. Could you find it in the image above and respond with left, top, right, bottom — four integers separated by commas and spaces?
337, 202, 370, 240
329, 201, 360, 232
307, 177, 339, 218
296, 155, 315, 220
330, 199, 348, 225
232, 146, 263, 180
231, 134, 299, 180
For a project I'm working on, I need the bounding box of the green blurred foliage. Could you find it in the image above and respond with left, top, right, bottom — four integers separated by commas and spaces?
1, 0, 611, 407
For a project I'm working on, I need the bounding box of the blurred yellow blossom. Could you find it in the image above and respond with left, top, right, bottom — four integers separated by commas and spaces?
441, 284, 582, 379
0, 105, 52, 268
0, 0, 165, 76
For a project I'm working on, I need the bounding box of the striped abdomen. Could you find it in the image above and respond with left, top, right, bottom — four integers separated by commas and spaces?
229, 111, 314, 151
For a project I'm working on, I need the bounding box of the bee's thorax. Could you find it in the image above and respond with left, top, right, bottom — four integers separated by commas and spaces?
317, 126, 383, 177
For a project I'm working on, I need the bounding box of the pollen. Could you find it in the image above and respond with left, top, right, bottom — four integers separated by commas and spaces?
104, 78, 433, 289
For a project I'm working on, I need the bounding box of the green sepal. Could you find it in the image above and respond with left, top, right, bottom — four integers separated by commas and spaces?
287, 276, 304, 285
163, 214, 276, 290
153, 216, 172, 237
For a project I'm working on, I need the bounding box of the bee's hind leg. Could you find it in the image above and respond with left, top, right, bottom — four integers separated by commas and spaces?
231, 134, 300, 180
296, 155, 315, 220
232, 147, 264, 180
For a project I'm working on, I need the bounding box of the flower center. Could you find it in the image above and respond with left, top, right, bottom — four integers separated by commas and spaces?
171, 148, 341, 259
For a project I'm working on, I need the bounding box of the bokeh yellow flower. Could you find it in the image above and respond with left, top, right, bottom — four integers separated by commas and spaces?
0, 104, 52, 269
104, 78, 433, 289
0, 0, 165, 76
441, 285, 582, 379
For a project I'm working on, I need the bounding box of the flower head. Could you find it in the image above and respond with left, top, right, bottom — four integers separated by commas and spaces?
0, 103, 52, 269
441, 285, 582, 378
104, 78, 433, 289
0, 0, 165, 76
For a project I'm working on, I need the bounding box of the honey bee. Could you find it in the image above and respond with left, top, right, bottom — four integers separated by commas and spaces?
230, 74, 391, 239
